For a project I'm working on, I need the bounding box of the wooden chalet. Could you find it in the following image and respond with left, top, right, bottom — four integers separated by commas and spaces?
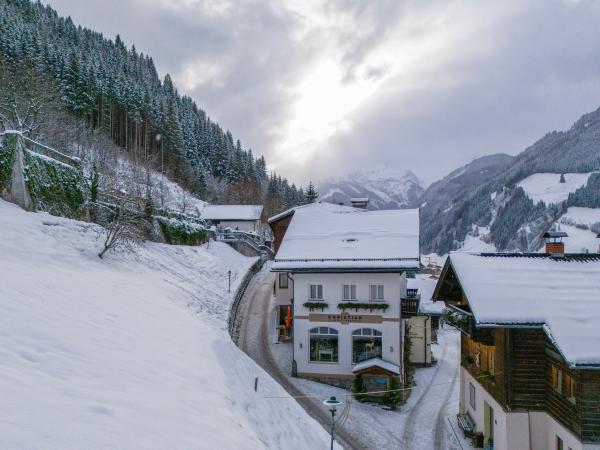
433, 246, 600, 450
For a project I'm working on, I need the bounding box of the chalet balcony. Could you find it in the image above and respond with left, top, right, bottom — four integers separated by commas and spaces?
401, 289, 420, 317
445, 305, 494, 345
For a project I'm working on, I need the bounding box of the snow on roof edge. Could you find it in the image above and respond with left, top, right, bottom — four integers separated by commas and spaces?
352, 358, 400, 375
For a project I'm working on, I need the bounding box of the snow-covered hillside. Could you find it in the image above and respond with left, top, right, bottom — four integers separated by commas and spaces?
517, 172, 595, 205
0, 200, 333, 449
318, 167, 424, 209
555, 207, 600, 253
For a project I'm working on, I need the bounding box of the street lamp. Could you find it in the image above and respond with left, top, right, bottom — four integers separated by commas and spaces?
323, 396, 342, 450
155, 133, 163, 174
228, 270, 232, 293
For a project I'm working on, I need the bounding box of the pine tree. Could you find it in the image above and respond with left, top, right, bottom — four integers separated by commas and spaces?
304, 181, 318, 203
384, 378, 402, 410
560, 173, 566, 183
351, 374, 367, 402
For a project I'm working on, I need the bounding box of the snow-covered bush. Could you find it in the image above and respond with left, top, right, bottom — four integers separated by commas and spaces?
23, 150, 86, 218
155, 216, 207, 246
0, 133, 16, 192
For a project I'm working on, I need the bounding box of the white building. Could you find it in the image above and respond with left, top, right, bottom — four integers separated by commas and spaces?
200, 204, 263, 232
270, 203, 420, 388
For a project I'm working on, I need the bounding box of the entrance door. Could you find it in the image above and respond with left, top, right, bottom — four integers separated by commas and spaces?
483, 401, 494, 449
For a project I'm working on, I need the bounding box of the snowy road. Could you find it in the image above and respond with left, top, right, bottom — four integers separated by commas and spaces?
238, 266, 461, 450
238, 268, 359, 449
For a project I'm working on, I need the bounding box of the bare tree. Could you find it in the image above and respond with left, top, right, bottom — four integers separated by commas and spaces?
97, 203, 144, 258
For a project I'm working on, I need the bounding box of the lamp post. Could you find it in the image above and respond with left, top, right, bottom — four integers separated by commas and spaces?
228, 270, 232, 293
323, 396, 342, 450
155, 133, 163, 174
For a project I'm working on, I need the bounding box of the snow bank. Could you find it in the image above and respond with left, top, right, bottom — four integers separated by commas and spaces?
0, 200, 332, 449
517, 172, 595, 205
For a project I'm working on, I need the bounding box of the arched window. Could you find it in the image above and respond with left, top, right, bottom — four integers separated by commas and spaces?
352, 328, 382, 364
310, 327, 338, 362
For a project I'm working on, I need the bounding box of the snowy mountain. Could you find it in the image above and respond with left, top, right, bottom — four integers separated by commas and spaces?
0, 199, 333, 449
420, 106, 600, 255
318, 168, 424, 209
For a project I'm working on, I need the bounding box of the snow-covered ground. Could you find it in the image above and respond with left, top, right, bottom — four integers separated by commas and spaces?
269, 295, 461, 449
460, 227, 496, 254
0, 200, 333, 449
555, 206, 600, 253
517, 172, 595, 205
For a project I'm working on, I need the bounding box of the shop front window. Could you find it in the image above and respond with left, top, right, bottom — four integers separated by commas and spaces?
352, 328, 382, 364
309, 327, 338, 362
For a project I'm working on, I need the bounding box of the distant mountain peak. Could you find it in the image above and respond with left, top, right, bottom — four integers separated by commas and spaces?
318, 167, 424, 210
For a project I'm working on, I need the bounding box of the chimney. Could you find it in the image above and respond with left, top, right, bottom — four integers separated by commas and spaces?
543, 231, 568, 257
597, 233, 600, 253
350, 197, 369, 209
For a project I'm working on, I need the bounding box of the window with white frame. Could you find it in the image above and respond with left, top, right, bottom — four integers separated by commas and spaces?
352, 328, 382, 363
309, 327, 338, 362
369, 284, 384, 301
342, 284, 357, 300
309, 284, 323, 300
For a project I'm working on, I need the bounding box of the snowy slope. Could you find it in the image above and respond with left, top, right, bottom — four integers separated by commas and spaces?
0, 200, 333, 449
555, 206, 600, 253
318, 167, 424, 209
517, 172, 595, 204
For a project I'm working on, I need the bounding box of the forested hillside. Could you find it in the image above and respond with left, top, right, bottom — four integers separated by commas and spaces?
0, 0, 303, 216
419, 107, 600, 255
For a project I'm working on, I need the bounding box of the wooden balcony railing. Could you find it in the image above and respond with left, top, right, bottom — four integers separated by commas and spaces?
401, 289, 421, 316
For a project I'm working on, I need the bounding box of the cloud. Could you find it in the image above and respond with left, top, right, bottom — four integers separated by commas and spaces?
45, 0, 600, 186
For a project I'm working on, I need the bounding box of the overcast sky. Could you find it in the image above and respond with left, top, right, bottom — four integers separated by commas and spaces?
46, 0, 600, 186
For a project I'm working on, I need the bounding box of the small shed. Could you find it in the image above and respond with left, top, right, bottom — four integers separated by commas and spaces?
352, 358, 401, 401
200, 205, 263, 232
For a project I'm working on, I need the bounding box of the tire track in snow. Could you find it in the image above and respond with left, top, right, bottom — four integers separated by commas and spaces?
433, 357, 460, 449
400, 338, 449, 448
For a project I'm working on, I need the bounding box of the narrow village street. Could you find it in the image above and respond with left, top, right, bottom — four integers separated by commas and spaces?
238, 266, 463, 450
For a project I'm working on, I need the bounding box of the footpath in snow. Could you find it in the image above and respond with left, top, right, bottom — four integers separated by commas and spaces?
0, 200, 333, 449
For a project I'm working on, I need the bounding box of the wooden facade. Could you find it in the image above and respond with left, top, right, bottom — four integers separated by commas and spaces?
436, 259, 600, 445
460, 326, 600, 444
269, 212, 293, 254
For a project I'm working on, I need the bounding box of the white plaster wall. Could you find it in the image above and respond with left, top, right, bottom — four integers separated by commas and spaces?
293, 272, 404, 377
274, 273, 293, 305
462, 367, 511, 450
293, 272, 404, 318
407, 316, 432, 365
294, 318, 400, 376
462, 369, 591, 450
533, 411, 585, 450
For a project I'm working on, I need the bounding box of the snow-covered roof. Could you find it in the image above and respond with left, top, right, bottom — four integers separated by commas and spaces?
445, 252, 600, 367
200, 205, 263, 221
407, 276, 445, 315
267, 201, 354, 224
352, 358, 400, 375
272, 204, 419, 271
351, 198, 369, 202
